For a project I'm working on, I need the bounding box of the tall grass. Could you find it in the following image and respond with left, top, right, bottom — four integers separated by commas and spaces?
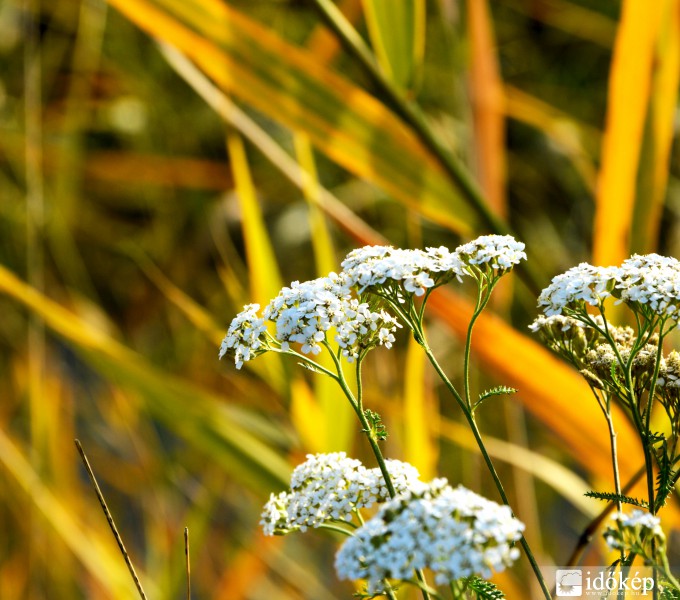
1, 0, 678, 597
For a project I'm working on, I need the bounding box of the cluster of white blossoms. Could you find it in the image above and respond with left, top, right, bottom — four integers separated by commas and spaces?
219, 274, 401, 368
537, 253, 680, 320
220, 235, 526, 367
604, 510, 665, 553
334, 300, 401, 362
615, 254, 680, 318
218, 303, 267, 369
260, 453, 422, 535
341, 235, 526, 297
537, 263, 617, 317
335, 479, 525, 592
263, 274, 353, 355
341, 246, 464, 297
658, 351, 680, 389
456, 234, 527, 273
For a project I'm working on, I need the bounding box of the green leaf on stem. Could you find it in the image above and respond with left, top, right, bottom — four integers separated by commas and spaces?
465, 575, 505, 599
362, 409, 388, 441
583, 490, 649, 509
473, 386, 517, 411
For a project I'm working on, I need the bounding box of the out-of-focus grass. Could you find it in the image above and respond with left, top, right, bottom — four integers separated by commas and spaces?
1, 0, 679, 598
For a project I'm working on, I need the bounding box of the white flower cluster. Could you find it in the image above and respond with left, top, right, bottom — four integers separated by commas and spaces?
219, 274, 401, 368
341, 246, 464, 296
537, 253, 680, 320
604, 510, 664, 552
457, 234, 527, 272
220, 235, 526, 367
537, 263, 617, 316
260, 453, 422, 535
335, 300, 401, 362
335, 479, 524, 592
528, 314, 583, 334
263, 274, 352, 355
658, 351, 680, 388
218, 303, 267, 369
616, 254, 680, 319
341, 236, 526, 297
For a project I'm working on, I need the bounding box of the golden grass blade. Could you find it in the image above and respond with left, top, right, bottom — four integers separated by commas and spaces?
227, 131, 283, 306
107, 0, 479, 233
467, 0, 506, 216
633, 0, 680, 253
361, 0, 425, 93
403, 336, 438, 480
306, 0, 362, 65
0, 428, 149, 597
0, 264, 292, 492
294, 134, 355, 452
593, 0, 665, 266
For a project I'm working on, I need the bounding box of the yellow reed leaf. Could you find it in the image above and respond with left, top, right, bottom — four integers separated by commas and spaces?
593, 0, 665, 266
403, 336, 438, 480
467, 0, 506, 216
361, 0, 425, 93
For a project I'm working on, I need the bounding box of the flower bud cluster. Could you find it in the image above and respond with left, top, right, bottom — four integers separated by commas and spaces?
604, 510, 665, 556
334, 479, 524, 592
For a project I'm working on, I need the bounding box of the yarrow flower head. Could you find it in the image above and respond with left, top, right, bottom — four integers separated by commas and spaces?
537, 263, 618, 317
334, 299, 401, 362
263, 273, 353, 355
334, 479, 524, 592
260, 453, 422, 535
341, 245, 465, 297
614, 254, 680, 321
456, 234, 526, 276
604, 510, 665, 557
218, 303, 268, 369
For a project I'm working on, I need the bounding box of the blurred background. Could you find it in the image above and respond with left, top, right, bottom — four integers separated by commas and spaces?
1, 0, 679, 598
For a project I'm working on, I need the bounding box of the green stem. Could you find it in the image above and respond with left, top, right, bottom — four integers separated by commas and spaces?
421, 344, 552, 600
317, 523, 355, 537
322, 344, 432, 599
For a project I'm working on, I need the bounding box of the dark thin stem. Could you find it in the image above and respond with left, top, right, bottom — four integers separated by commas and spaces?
185, 527, 191, 600
421, 345, 551, 600
562, 465, 646, 568
75, 440, 148, 600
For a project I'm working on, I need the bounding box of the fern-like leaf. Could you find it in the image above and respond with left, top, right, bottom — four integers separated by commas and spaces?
655, 438, 675, 510
584, 490, 649, 509
466, 576, 505, 599
473, 386, 517, 411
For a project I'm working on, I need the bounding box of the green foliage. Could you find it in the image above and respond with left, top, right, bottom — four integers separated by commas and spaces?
584, 491, 649, 509
473, 386, 517, 411
363, 409, 388, 441
465, 576, 505, 600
